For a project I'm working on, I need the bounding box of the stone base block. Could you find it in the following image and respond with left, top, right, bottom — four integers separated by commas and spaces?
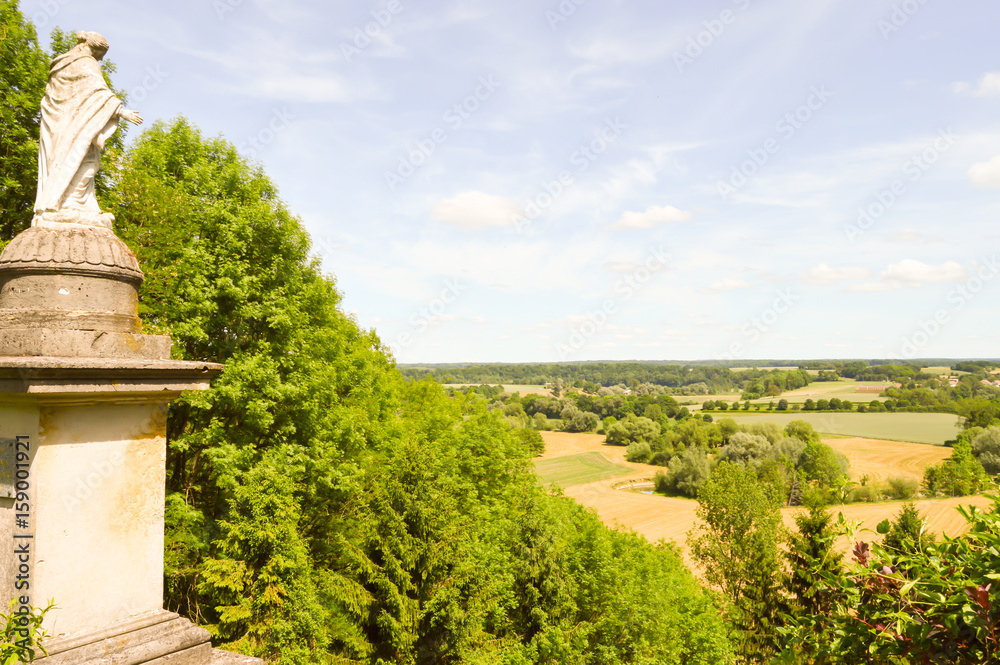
0, 328, 170, 360
34, 610, 262, 665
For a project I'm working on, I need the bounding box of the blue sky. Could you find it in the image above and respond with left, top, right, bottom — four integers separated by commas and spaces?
20, 0, 1000, 363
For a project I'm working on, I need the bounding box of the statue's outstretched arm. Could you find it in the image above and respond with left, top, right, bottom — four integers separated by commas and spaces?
119, 108, 143, 125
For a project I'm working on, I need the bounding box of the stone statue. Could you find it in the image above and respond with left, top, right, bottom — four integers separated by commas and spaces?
33, 31, 142, 230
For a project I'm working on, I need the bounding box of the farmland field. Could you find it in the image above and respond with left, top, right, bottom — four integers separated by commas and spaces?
536, 431, 990, 567
831, 437, 951, 483
719, 412, 960, 445
779, 380, 892, 403
443, 383, 551, 395
534, 452, 634, 487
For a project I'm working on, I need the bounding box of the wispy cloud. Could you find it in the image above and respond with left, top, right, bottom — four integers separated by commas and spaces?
850, 260, 966, 292
953, 72, 1000, 97
431, 191, 521, 230
606, 205, 692, 230
969, 155, 1000, 188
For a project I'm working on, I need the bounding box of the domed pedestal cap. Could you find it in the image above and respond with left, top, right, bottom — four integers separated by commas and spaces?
0, 224, 143, 284
0, 224, 170, 359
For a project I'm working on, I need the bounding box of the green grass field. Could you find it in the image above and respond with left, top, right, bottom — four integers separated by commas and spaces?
719, 412, 961, 445
534, 452, 633, 488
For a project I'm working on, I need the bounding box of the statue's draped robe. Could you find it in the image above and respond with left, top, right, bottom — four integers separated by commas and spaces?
34, 48, 121, 216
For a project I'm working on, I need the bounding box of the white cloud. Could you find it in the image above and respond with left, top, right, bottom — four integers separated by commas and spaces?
969, 155, 1000, 188
850, 260, 966, 292
975, 73, 1000, 96
882, 259, 965, 284
804, 264, 872, 285
606, 205, 693, 231
702, 279, 750, 293
431, 191, 521, 230
954, 72, 1000, 97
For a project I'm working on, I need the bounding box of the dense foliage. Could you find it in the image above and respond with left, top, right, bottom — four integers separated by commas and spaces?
779, 496, 1000, 664
0, 0, 48, 240
690, 462, 788, 663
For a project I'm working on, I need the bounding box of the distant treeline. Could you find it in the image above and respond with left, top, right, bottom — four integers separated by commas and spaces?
402, 363, 816, 396
400, 360, 998, 395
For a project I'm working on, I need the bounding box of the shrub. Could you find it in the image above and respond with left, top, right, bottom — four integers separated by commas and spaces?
771, 437, 807, 467
514, 427, 545, 457
885, 476, 918, 501
656, 448, 711, 498
719, 432, 772, 467
625, 440, 652, 463
604, 414, 660, 446
848, 486, 878, 503
649, 451, 671, 466
0, 599, 51, 663
972, 427, 1000, 475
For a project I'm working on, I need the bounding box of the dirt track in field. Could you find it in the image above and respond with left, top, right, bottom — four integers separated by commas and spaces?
537, 431, 994, 567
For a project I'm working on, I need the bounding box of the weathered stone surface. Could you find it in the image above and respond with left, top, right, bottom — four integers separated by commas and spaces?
0, 356, 222, 396
208, 650, 264, 665
0, 225, 142, 283
35, 610, 211, 665
29, 610, 263, 665
144, 645, 215, 665
0, 225, 146, 340
0, 329, 170, 359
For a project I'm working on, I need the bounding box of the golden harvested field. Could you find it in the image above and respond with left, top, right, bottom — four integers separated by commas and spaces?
829, 437, 951, 484
536, 431, 994, 567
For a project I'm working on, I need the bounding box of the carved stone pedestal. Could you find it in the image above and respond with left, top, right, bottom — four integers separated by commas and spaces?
0, 224, 259, 663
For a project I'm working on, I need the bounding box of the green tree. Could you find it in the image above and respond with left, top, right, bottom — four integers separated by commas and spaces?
656, 448, 711, 498
786, 500, 841, 616
718, 417, 739, 443
514, 427, 545, 457
625, 440, 652, 463
719, 432, 771, 467
958, 397, 1000, 429
604, 414, 659, 446
0, 1, 49, 241
779, 496, 1000, 664
923, 440, 988, 497
690, 462, 788, 663
880, 501, 932, 555
798, 440, 849, 490
784, 420, 819, 443
972, 426, 1000, 475
776, 399, 788, 411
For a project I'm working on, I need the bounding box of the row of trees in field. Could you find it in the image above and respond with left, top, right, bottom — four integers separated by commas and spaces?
414, 365, 816, 397
408, 360, 958, 388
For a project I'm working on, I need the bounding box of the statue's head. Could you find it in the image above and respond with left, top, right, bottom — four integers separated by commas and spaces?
76, 31, 109, 60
